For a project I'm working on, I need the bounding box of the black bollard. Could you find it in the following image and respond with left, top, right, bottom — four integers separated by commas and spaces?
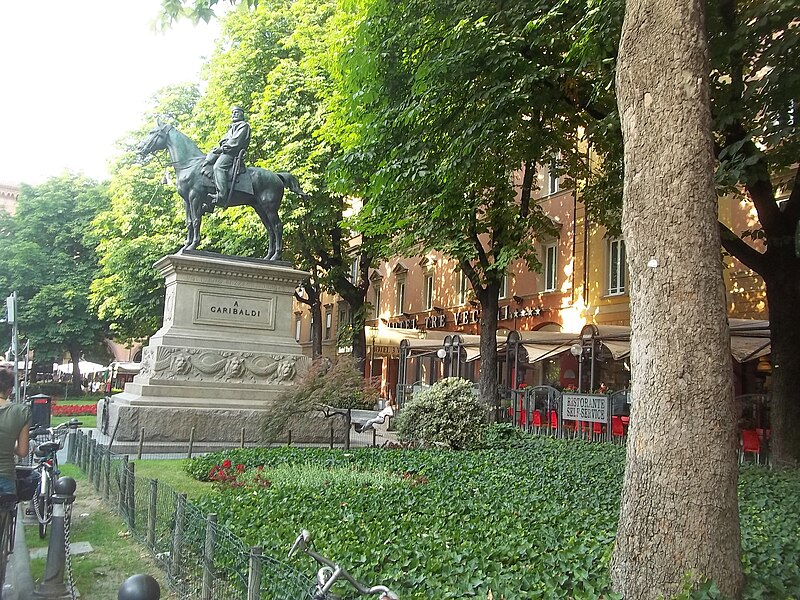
118, 574, 161, 600
32, 476, 77, 599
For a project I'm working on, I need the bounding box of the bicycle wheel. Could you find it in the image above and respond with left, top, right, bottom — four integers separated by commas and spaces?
33, 472, 53, 540
0, 510, 9, 593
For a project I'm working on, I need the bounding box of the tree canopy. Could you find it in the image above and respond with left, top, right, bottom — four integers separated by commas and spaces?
0, 175, 111, 388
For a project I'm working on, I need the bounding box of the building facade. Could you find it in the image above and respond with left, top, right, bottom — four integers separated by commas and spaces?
294, 165, 769, 402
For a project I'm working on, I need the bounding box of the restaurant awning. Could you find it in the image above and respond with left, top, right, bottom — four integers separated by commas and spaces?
729, 319, 770, 362
513, 319, 770, 364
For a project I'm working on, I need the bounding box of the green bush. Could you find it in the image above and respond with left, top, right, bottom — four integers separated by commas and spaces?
263, 358, 378, 440
395, 377, 487, 450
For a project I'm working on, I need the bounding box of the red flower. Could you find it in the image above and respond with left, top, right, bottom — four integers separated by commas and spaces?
236, 464, 244, 473
222, 459, 232, 468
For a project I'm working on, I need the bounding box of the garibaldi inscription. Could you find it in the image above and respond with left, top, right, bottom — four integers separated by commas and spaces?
197, 292, 274, 329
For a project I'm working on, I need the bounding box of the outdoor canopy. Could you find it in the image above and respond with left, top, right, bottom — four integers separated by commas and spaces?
372, 318, 771, 366
53, 361, 108, 375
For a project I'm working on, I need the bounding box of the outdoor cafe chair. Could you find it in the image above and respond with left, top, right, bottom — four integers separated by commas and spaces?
739, 429, 761, 465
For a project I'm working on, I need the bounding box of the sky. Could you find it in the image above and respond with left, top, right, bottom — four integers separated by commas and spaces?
0, 0, 221, 186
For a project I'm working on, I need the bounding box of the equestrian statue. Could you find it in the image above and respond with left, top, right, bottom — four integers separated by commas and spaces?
137, 106, 308, 261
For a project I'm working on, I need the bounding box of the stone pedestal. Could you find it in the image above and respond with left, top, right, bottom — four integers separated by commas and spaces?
110, 250, 312, 442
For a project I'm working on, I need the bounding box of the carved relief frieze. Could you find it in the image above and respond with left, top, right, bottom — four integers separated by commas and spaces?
138, 346, 310, 385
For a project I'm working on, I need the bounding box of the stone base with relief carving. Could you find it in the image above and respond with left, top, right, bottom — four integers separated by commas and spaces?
108, 250, 326, 443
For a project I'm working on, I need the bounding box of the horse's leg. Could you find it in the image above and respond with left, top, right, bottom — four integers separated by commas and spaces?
187, 191, 203, 250
182, 196, 192, 249
270, 212, 283, 261
252, 203, 276, 259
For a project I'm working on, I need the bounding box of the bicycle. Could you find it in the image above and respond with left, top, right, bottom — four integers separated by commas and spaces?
0, 490, 17, 595
30, 418, 82, 539
288, 529, 399, 600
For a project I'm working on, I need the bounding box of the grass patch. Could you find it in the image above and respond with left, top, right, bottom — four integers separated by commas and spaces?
130, 459, 213, 500
23, 464, 175, 598
51, 415, 97, 428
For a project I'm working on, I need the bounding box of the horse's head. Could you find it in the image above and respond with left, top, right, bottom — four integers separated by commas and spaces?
137, 120, 172, 159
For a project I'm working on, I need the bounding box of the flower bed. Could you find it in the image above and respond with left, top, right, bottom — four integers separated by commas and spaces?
51, 403, 97, 417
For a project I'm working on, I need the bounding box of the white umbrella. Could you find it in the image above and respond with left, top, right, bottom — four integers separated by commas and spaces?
54, 361, 108, 375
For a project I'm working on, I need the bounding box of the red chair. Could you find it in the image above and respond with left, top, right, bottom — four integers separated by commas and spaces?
532, 410, 543, 431
611, 416, 625, 440
740, 429, 761, 464
549, 410, 558, 431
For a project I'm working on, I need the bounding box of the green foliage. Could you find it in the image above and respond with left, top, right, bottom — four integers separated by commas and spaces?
481, 422, 537, 448
186, 442, 625, 599
395, 377, 487, 450
181, 444, 799, 600
738, 465, 800, 599
669, 576, 724, 600
90, 84, 202, 341
0, 175, 112, 377
263, 357, 379, 440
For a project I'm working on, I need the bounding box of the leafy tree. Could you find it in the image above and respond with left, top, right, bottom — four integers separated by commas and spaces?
0, 175, 112, 391
575, 0, 800, 467
610, 0, 743, 596
90, 85, 203, 342
336, 0, 615, 406
194, 0, 383, 370
708, 0, 799, 468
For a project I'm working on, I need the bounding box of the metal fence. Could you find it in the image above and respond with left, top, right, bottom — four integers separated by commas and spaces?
68, 430, 315, 600
498, 386, 626, 444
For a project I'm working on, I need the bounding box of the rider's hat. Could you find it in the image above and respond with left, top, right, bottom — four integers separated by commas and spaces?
231, 105, 245, 114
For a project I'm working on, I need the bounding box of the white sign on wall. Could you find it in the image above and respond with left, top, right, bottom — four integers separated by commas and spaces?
562, 393, 608, 423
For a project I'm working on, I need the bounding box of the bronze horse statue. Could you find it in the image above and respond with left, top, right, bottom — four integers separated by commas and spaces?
137, 120, 307, 260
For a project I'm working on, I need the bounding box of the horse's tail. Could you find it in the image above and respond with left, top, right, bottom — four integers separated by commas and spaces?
276, 172, 309, 199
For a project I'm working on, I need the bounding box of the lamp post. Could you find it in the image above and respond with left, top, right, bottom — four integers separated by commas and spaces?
6, 292, 19, 402
368, 328, 377, 380
570, 343, 583, 392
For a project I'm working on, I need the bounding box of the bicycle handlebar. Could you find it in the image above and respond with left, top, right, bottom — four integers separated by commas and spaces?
30, 419, 83, 439
289, 530, 399, 600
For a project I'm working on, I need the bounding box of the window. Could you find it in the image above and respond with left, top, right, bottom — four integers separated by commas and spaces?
325, 308, 332, 340
544, 243, 557, 292
424, 274, 434, 310
294, 316, 301, 342
395, 278, 406, 315
337, 305, 352, 349
499, 274, 508, 300
548, 154, 560, 195
458, 270, 469, 305
308, 314, 314, 342
373, 285, 381, 319
348, 257, 359, 283
608, 238, 627, 295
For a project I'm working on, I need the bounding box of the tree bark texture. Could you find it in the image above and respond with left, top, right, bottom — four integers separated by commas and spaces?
612, 0, 744, 597
763, 267, 800, 468
477, 285, 500, 412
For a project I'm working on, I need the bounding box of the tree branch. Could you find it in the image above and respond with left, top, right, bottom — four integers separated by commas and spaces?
719, 220, 767, 275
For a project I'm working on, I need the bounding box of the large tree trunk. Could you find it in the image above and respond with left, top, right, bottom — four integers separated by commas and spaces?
476, 282, 500, 411
612, 0, 743, 597
763, 264, 800, 467
68, 345, 82, 395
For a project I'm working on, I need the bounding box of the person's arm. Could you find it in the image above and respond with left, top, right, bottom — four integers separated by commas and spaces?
15, 422, 29, 457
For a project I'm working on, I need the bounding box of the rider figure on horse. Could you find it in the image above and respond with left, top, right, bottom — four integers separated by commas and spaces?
202, 105, 251, 209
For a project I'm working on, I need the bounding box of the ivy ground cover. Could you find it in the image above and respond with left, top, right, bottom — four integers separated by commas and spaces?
186, 439, 800, 599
